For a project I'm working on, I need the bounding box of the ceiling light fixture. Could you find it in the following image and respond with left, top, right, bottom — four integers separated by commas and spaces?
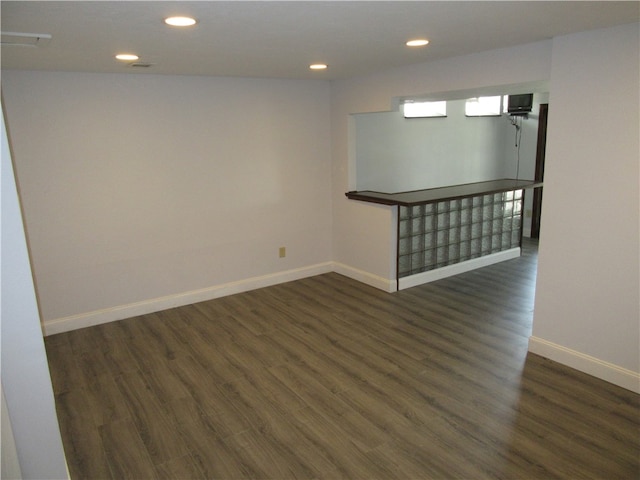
164, 16, 197, 27
309, 64, 328, 70
115, 53, 139, 61
406, 39, 429, 47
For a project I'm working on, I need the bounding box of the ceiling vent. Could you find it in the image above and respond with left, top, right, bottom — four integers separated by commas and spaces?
1, 31, 52, 47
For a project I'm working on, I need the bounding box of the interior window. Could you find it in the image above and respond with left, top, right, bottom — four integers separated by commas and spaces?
465, 96, 501, 116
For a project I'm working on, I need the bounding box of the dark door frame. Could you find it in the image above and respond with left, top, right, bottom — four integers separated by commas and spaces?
531, 103, 548, 239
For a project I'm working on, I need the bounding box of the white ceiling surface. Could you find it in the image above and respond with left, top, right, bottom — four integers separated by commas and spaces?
1, 1, 639, 80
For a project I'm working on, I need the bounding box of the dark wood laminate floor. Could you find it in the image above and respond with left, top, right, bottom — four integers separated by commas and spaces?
45, 241, 640, 479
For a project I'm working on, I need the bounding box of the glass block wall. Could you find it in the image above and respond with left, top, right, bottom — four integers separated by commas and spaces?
398, 190, 523, 278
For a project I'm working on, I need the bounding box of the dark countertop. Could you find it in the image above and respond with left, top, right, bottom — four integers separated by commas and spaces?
345, 179, 543, 206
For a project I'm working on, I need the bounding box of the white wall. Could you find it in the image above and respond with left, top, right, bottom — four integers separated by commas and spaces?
1, 105, 68, 479
354, 99, 511, 192
530, 23, 639, 391
2, 71, 332, 332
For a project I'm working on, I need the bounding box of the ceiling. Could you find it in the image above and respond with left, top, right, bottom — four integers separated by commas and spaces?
1, 1, 638, 80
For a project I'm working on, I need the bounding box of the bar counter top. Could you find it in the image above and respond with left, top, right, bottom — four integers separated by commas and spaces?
345, 179, 542, 207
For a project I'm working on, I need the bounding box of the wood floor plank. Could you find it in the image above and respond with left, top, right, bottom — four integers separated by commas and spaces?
99, 418, 159, 480
165, 354, 252, 436
229, 428, 319, 479
83, 372, 133, 427
44, 334, 86, 395
45, 240, 640, 479
54, 388, 113, 480
175, 413, 268, 479
155, 454, 206, 480
113, 369, 190, 465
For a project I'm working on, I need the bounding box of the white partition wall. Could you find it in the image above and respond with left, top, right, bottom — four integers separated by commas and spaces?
1, 105, 69, 479
529, 23, 640, 392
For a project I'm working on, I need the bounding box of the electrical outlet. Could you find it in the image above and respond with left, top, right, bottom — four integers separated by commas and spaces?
279, 247, 286, 258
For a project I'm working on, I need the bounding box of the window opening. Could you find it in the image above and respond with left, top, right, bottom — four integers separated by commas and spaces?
403, 101, 447, 118
465, 96, 501, 116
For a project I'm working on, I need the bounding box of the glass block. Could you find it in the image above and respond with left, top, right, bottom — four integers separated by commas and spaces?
436, 246, 447, 264
399, 220, 410, 237
483, 194, 494, 204
502, 232, 511, 245
505, 191, 514, 201
437, 201, 449, 213
424, 232, 435, 249
400, 206, 410, 220
411, 252, 424, 269
424, 214, 436, 232
398, 255, 410, 275
459, 241, 470, 258
437, 213, 449, 229
424, 249, 436, 268
448, 244, 459, 262
483, 204, 494, 219
424, 204, 435, 215
412, 216, 424, 233
471, 222, 482, 238
513, 216, 521, 229
503, 201, 513, 216
461, 197, 473, 208
437, 229, 448, 245
471, 238, 481, 255
482, 221, 492, 235
492, 218, 503, 232
473, 196, 483, 207
514, 201, 522, 214
494, 193, 504, 203
511, 230, 520, 244
514, 189, 523, 200
493, 203, 504, 216
492, 234, 502, 251
481, 236, 491, 253
399, 237, 410, 255
449, 210, 460, 227
460, 208, 472, 225
449, 227, 460, 243
450, 199, 461, 211
411, 235, 423, 251
472, 206, 483, 222
410, 205, 423, 217
460, 224, 470, 240
503, 217, 512, 231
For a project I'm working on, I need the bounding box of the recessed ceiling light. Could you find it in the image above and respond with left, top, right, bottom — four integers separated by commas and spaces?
310, 64, 328, 70
115, 53, 139, 61
164, 16, 197, 27
406, 39, 429, 47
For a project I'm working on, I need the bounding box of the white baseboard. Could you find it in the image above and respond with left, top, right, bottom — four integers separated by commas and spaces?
332, 262, 397, 293
398, 248, 521, 290
43, 252, 516, 334
528, 336, 640, 394
43, 262, 333, 336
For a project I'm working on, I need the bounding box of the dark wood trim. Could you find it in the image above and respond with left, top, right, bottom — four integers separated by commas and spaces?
346, 178, 542, 207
